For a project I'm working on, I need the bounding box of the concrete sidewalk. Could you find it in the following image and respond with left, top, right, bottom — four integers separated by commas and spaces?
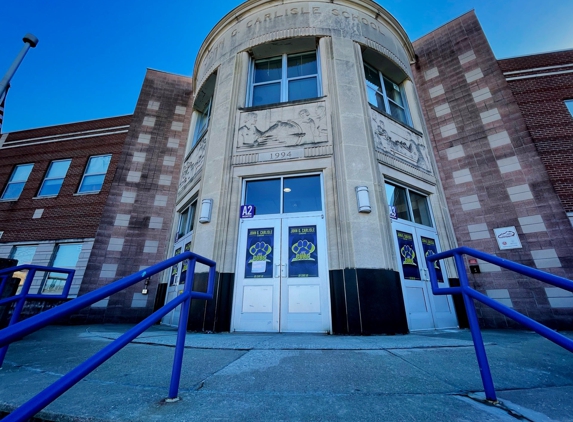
1, 325, 572, 421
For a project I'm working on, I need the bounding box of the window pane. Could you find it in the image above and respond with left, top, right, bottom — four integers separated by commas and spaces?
287, 52, 317, 78
11, 246, 37, 264
366, 86, 386, 111
43, 244, 82, 295
410, 191, 433, 227
283, 175, 322, 213
188, 203, 196, 233
254, 57, 282, 83
388, 102, 408, 124
364, 66, 385, 109
53, 244, 82, 266
245, 179, 281, 215
178, 208, 189, 236
42, 276, 67, 295
196, 111, 209, 137
2, 182, 26, 200
11, 164, 34, 182
10, 245, 37, 294
2, 164, 34, 200
86, 155, 111, 174
47, 160, 71, 178
566, 100, 573, 117
39, 179, 64, 196
364, 65, 381, 88
385, 184, 411, 221
252, 83, 281, 106
78, 174, 105, 193
288, 77, 318, 102
383, 77, 404, 107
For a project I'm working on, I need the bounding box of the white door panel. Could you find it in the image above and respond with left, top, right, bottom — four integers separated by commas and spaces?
232, 216, 330, 333
392, 221, 457, 331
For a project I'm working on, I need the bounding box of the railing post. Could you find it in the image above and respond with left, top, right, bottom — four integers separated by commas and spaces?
0, 269, 36, 367
167, 258, 198, 400
454, 253, 497, 402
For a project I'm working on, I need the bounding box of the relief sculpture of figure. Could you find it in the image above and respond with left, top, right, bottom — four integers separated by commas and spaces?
314, 105, 328, 141
296, 109, 317, 145
238, 106, 329, 148
372, 114, 389, 151
238, 112, 265, 147
239, 111, 304, 147
370, 110, 432, 173
412, 139, 431, 172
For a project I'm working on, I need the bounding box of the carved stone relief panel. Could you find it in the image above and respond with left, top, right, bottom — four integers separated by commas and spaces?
236, 101, 329, 150
370, 108, 433, 174
178, 138, 206, 190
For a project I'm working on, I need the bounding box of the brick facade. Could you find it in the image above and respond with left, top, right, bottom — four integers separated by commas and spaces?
412, 12, 573, 328
0, 116, 131, 242
0, 70, 193, 324
498, 50, 573, 213
76, 69, 193, 324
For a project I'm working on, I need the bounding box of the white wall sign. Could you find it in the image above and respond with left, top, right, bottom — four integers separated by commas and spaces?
493, 226, 522, 250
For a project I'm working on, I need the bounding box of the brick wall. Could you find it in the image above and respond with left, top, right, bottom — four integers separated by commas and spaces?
499, 50, 573, 212
77, 69, 193, 324
412, 12, 573, 328
0, 115, 131, 242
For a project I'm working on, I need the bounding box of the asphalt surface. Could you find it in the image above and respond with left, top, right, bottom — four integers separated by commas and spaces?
0, 325, 572, 421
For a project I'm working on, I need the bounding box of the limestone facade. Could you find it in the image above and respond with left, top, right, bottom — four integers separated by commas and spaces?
172, 0, 458, 334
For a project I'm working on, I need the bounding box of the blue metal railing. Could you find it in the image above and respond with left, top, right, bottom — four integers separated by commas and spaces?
0, 264, 76, 365
426, 246, 573, 402
0, 251, 216, 422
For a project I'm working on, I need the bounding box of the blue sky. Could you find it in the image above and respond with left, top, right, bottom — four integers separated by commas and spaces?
1, 0, 572, 133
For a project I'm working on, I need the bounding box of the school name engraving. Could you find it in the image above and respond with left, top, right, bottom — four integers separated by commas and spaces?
235, 7, 388, 37
201, 5, 389, 73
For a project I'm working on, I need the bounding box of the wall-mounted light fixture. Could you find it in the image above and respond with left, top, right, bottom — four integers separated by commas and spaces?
199, 199, 213, 223
141, 278, 149, 295
355, 186, 371, 213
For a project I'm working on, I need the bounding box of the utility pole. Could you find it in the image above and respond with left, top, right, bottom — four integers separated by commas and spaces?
0, 33, 39, 101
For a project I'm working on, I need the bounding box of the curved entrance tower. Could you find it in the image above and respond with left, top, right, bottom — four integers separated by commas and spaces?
168, 0, 459, 334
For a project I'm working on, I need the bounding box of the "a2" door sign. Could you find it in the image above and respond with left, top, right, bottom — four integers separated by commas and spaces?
240, 205, 256, 219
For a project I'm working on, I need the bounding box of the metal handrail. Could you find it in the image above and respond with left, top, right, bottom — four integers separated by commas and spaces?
0, 251, 216, 421
0, 264, 75, 302
426, 246, 573, 402
0, 264, 76, 365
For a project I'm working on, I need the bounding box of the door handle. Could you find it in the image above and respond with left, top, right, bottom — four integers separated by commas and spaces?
280, 264, 286, 278
275, 263, 281, 278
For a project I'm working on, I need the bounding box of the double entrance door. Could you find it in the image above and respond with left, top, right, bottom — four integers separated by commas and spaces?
161, 232, 192, 326
232, 215, 331, 333
391, 221, 457, 331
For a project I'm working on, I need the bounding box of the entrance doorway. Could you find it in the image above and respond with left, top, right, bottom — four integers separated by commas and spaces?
386, 182, 458, 331
232, 174, 331, 333
162, 201, 196, 327
391, 221, 457, 330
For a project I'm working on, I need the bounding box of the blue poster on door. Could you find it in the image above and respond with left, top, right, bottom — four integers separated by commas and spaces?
396, 230, 421, 281
170, 247, 182, 286
245, 228, 274, 278
179, 241, 192, 284
421, 237, 444, 283
288, 225, 319, 278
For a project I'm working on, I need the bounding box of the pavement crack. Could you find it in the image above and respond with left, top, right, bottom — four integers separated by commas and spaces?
195, 380, 205, 391
457, 393, 535, 421
384, 348, 461, 391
